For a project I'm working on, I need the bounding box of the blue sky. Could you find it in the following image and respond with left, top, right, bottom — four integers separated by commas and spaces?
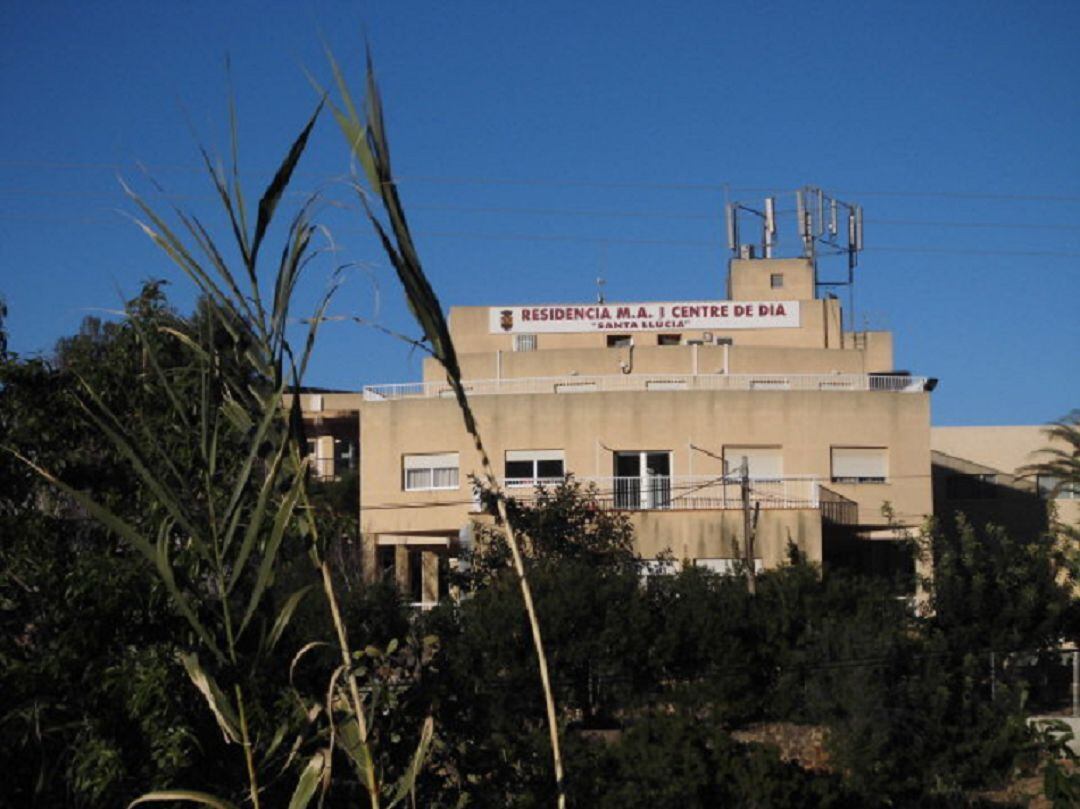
1, 1, 1077, 425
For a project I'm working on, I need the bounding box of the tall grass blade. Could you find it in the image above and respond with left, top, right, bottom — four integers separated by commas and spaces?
226, 70, 251, 259
237, 463, 307, 637
226, 441, 286, 584
321, 46, 567, 809
287, 750, 328, 809
386, 715, 434, 809
179, 652, 241, 743
220, 384, 287, 556
9, 449, 224, 660
120, 180, 240, 333
264, 584, 315, 655
251, 100, 324, 269
74, 380, 205, 552
197, 145, 253, 271
6, 449, 155, 565
154, 524, 228, 663
124, 308, 193, 431
336, 717, 376, 794
180, 211, 262, 337
129, 790, 239, 809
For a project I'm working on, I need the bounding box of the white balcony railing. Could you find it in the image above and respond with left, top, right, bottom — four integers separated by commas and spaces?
498, 475, 821, 511
363, 373, 928, 402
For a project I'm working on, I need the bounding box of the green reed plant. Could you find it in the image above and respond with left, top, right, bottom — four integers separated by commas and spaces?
9, 92, 430, 808
313, 48, 567, 808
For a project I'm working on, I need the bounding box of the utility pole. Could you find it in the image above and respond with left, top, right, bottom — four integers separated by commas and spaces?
740, 457, 758, 595
1073, 648, 1079, 718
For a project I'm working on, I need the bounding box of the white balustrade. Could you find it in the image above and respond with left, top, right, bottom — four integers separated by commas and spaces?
363, 373, 927, 401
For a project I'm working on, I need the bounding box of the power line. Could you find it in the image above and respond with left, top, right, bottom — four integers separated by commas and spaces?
412, 203, 713, 221
871, 218, 1080, 232
6, 210, 1077, 261
2, 161, 1079, 203
4, 188, 1080, 234
867, 245, 1080, 259
409, 229, 1080, 259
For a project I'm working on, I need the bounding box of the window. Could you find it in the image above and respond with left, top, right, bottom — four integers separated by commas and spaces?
504, 450, 565, 486
514, 333, 537, 352
945, 474, 997, 500
614, 451, 671, 509
696, 558, 764, 575
334, 439, 357, 473
831, 447, 888, 483
1037, 474, 1080, 500
658, 334, 681, 346
723, 446, 782, 479
639, 558, 681, 581
376, 545, 396, 582
306, 436, 334, 480
403, 452, 460, 491
770, 273, 784, 289
607, 334, 632, 348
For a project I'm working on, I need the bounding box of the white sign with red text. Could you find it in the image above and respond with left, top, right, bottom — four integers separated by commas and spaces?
489, 301, 800, 334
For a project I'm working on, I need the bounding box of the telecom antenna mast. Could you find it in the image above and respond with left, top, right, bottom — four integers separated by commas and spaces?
725, 196, 778, 259
725, 186, 864, 330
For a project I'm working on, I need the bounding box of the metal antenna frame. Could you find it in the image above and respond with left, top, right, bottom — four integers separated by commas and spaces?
725, 198, 777, 259
726, 186, 865, 333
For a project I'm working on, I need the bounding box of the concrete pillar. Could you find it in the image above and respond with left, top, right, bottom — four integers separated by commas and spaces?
422, 550, 440, 605
395, 545, 410, 594
361, 534, 378, 584
1072, 650, 1079, 718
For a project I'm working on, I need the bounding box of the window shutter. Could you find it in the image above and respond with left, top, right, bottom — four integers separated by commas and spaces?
506, 449, 564, 463
724, 447, 783, 479
404, 453, 459, 470
403, 453, 460, 491
831, 448, 887, 481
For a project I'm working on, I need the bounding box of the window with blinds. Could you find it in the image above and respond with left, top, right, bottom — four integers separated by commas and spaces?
831, 447, 888, 483
514, 333, 537, 352
403, 452, 460, 491
504, 449, 565, 486
723, 446, 783, 479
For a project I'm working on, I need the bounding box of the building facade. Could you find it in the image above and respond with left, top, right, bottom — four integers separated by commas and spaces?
931, 425, 1079, 539
298, 254, 940, 604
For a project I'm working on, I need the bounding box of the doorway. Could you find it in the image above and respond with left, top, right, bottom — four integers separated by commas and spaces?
613, 451, 671, 509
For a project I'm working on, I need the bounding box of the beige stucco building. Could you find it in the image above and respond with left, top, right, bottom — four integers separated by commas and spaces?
299, 255, 944, 604
931, 425, 1079, 537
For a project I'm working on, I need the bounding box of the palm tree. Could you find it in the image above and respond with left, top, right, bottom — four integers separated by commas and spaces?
1021, 410, 1080, 544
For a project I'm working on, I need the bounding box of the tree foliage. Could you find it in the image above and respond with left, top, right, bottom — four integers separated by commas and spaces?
0, 285, 237, 806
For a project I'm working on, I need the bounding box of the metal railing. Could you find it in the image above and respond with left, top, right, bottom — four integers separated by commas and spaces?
818, 485, 860, 525
499, 475, 821, 511
504, 476, 568, 489
363, 373, 928, 401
